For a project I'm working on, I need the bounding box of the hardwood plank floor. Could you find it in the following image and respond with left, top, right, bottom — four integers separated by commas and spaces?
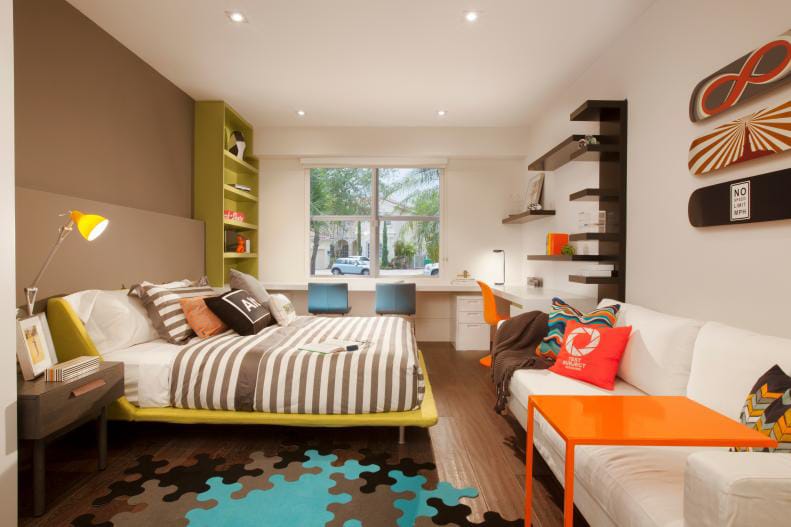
18, 342, 585, 526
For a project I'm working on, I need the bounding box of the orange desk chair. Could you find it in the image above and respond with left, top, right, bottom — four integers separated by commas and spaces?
476, 281, 510, 367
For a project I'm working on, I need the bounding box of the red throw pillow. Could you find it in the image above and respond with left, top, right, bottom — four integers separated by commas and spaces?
549, 320, 632, 390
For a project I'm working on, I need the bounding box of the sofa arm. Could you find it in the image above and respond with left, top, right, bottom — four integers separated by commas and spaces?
684, 451, 791, 527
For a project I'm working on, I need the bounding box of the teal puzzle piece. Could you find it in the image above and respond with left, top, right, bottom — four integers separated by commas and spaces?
185, 450, 378, 527
390, 470, 478, 527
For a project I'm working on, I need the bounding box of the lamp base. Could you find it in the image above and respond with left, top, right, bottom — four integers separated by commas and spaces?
494, 282, 504, 286
24, 287, 38, 317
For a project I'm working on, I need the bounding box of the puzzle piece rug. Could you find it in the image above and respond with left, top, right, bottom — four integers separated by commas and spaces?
70, 440, 522, 527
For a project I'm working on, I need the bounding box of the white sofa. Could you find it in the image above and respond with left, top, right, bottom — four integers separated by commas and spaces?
508, 300, 791, 527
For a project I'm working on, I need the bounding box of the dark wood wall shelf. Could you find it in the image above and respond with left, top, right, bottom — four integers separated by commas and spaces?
502, 210, 556, 224
568, 232, 619, 242
569, 188, 619, 202
525, 99, 628, 302
569, 274, 619, 285
528, 135, 620, 171
527, 254, 617, 262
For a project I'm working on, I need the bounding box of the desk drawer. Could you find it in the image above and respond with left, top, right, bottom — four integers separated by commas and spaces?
457, 310, 485, 324
19, 363, 124, 440
454, 323, 490, 351
457, 296, 483, 313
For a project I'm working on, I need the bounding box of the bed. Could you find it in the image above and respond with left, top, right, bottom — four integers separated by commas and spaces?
46, 297, 438, 438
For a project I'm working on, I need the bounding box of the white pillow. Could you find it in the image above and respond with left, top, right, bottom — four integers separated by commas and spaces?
598, 299, 703, 395
268, 294, 297, 326
64, 290, 159, 354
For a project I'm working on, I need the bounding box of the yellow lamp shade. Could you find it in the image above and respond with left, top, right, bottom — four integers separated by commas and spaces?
70, 210, 109, 241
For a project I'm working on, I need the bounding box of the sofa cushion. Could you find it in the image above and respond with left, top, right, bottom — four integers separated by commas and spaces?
687, 322, 791, 420
599, 299, 703, 395
549, 321, 632, 390
537, 297, 620, 359
509, 369, 646, 410
684, 451, 791, 527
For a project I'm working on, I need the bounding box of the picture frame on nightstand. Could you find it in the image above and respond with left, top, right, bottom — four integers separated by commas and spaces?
16, 313, 57, 381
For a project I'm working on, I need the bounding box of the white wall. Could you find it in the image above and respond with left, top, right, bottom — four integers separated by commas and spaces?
0, 0, 17, 522
257, 128, 529, 340
522, 0, 791, 336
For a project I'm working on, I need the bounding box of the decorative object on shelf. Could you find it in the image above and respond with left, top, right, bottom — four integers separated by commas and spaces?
577, 135, 599, 148
235, 234, 247, 253
24, 210, 109, 316
16, 313, 57, 380
561, 244, 576, 256
546, 233, 569, 256
223, 209, 246, 222
526, 277, 543, 289
525, 172, 545, 210
688, 167, 791, 227
492, 249, 505, 285
228, 130, 246, 159
689, 99, 791, 176
577, 210, 608, 233
689, 30, 791, 122
45, 355, 99, 382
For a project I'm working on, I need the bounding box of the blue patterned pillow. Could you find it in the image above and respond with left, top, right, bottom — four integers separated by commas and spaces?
536, 298, 620, 359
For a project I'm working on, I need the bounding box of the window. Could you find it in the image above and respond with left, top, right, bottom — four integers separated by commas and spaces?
309, 167, 441, 277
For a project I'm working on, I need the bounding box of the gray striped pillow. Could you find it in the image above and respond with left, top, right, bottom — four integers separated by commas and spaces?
137, 282, 216, 344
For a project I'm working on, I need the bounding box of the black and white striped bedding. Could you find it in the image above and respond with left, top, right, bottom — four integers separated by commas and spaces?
169, 316, 424, 414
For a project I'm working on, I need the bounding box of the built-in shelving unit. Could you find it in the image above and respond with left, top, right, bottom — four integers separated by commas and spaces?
525, 99, 628, 301
194, 101, 260, 286
501, 210, 556, 224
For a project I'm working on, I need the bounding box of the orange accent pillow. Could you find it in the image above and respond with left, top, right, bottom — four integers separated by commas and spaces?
179, 297, 228, 338
549, 320, 632, 390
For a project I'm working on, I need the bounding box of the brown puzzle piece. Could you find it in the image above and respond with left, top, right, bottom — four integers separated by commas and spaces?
326, 472, 410, 527
230, 450, 321, 500
108, 481, 214, 527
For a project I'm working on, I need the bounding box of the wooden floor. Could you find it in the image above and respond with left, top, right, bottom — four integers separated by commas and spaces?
19, 342, 585, 526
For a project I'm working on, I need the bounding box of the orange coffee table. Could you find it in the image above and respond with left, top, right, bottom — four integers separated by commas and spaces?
524, 395, 777, 527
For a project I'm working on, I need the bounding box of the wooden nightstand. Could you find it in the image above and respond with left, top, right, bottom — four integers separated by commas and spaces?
18, 361, 124, 516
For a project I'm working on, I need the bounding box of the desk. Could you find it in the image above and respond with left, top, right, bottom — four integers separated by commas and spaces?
489, 285, 597, 315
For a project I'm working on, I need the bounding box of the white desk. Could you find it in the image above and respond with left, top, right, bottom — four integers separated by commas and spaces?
489, 285, 597, 314
263, 281, 480, 293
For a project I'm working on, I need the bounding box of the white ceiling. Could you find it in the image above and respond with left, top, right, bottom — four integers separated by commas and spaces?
66, 0, 654, 128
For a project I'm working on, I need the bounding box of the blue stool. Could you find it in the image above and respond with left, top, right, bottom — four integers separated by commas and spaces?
308, 283, 351, 315
375, 283, 416, 316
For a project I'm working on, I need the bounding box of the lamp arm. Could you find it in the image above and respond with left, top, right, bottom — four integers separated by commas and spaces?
24, 219, 74, 316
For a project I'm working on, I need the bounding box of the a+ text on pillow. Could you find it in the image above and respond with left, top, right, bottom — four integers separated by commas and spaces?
549, 320, 632, 390
204, 289, 274, 336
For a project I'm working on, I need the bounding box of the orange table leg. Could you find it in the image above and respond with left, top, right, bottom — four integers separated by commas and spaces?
524, 399, 535, 527
563, 442, 575, 527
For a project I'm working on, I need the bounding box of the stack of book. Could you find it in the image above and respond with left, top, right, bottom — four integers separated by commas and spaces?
45, 356, 100, 382
232, 183, 252, 192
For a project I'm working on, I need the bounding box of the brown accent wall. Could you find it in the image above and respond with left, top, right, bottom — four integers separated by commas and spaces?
13, 0, 194, 217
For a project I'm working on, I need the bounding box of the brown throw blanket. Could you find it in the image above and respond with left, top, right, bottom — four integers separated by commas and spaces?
492, 310, 551, 413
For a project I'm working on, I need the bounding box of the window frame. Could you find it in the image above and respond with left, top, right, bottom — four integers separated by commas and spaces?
306, 166, 443, 279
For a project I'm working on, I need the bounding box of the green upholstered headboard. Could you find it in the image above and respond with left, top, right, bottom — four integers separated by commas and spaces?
46, 297, 101, 362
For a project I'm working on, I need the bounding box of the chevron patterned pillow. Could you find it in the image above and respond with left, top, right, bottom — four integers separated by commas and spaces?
740, 365, 791, 452
536, 297, 620, 359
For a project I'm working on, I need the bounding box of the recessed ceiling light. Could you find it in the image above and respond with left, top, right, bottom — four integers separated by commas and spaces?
464, 11, 479, 22
296, 110, 306, 117
437, 110, 447, 117
226, 10, 247, 23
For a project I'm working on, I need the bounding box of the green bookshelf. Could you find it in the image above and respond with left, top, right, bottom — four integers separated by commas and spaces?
194, 101, 260, 286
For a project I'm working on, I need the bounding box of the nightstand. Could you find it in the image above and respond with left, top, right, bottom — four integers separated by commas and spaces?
18, 361, 124, 516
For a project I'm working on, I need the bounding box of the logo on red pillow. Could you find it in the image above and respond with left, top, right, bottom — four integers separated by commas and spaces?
566, 326, 600, 356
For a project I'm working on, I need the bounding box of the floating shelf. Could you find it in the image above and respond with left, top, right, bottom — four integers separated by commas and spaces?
502, 210, 556, 224
224, 252, 258, 259
570, 100, 627, 122
568, 232, 619, 242
569, 274, 619, 285
527, 254, 617, 262
223, 219, 258, 231
223, 150, 259, 175
569, 188, 619, 202
223, 184, 258, 203
528, 135, 619, 171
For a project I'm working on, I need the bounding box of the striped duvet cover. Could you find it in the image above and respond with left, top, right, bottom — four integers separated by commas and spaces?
169, 316, 425, 414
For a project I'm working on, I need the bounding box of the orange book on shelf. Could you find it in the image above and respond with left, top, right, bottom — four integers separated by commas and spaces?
546, 233, 569, 255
